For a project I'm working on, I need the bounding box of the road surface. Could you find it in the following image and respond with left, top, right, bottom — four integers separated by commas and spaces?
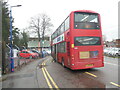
2, 56, 119, 89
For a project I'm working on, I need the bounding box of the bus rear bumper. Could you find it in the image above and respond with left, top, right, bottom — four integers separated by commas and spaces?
70, 60, 104, 70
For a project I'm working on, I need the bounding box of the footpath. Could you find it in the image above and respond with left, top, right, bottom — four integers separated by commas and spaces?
0, 56, 48, 88
0, 57, 42, 83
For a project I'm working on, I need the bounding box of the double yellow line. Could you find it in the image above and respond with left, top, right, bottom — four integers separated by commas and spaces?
41, 60, 59, 90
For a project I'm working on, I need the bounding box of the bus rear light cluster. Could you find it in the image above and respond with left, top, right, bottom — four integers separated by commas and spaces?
71, 44, 74, 48
71, 55, 74, 60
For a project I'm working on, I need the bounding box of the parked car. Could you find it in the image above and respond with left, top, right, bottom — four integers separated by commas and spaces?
104, 48, 111, 55
107, 48, 115, 56
31, 49, 41, 57
104, 47, 120, 57
45, 49, 51, 55
18, 50, 39, 59
111, 48, 120, 56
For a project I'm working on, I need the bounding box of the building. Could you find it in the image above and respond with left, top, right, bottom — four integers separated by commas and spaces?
27, 37, 51, 51
104, 39, 120, 48
113, 39, 120, 47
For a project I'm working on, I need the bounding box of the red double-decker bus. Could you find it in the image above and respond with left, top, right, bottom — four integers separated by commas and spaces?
51, 10, 104, 70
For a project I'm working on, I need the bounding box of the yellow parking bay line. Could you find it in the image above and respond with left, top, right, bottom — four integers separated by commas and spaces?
85, 72, 97, 77
110, 82, 120, 87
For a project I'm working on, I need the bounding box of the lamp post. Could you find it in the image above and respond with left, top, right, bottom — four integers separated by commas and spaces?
9, 5, 21, 72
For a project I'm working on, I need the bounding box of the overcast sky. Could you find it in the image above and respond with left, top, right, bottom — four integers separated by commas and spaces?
7, 0, 119, 41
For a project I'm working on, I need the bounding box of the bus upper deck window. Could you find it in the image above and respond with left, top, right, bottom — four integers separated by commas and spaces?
74, 12, 100, 29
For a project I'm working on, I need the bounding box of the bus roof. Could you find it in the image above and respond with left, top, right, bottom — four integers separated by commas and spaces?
51, 10, 99, 37
72, 10, 99, 14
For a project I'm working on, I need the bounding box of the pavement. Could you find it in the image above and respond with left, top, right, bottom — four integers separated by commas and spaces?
0, 75, 8, 82
0, 57, 43, 87
1, 56, 48, 88
0, 68, 7, 82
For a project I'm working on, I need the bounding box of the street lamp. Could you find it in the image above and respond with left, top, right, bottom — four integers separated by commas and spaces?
9, 5, 22, 72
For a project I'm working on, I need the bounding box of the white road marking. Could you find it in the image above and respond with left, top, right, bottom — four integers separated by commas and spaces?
104, 62, 118, 66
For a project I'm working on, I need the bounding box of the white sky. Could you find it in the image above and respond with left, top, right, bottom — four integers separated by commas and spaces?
7, 0, 119, 41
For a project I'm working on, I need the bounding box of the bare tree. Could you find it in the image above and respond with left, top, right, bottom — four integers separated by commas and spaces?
40, 14, 53, 40
29, 13, 53, 51
29, 15, 41, 42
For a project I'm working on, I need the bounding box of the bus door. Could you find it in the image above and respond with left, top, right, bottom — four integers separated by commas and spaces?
54, 44, 57, 61
67, 42, 70, 65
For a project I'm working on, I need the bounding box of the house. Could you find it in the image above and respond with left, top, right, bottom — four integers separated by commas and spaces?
113, 39, 120, 47
104, 39, 120, 48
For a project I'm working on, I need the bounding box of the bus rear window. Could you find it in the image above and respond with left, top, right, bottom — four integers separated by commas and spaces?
74, 36, 101, 46
74, 12, 100, 29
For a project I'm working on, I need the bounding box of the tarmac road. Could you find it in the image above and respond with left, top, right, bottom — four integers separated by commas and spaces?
38, 56, 119, 88
1, 56, 119, 89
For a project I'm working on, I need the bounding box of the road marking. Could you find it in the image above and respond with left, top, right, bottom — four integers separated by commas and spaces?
110, 82, 120, 87
104, 62, 118, 66
44, 63, 59, 90
41, 60, 59, 90
85, 72, 97, 77
42, 66, 53, 89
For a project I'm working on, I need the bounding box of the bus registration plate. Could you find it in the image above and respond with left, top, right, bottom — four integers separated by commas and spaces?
85, 64, 93, 67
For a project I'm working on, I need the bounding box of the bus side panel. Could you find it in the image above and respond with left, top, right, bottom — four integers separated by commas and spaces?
57, 53, 69, 66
